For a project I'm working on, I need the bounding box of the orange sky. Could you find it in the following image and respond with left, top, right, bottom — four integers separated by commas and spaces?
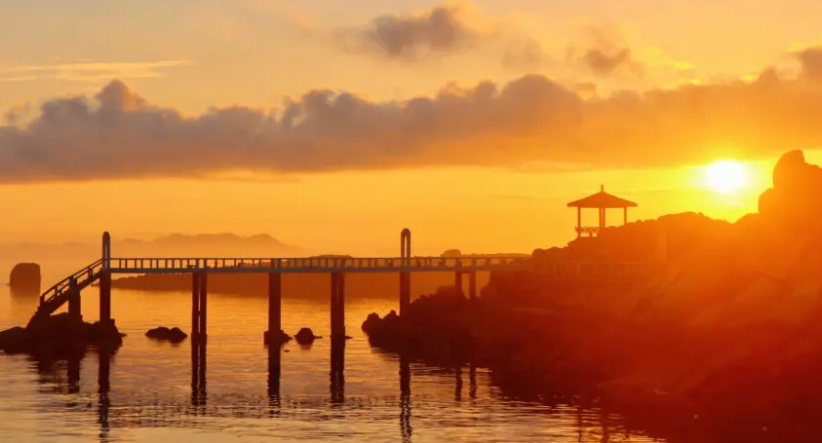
1, 0, 821, 255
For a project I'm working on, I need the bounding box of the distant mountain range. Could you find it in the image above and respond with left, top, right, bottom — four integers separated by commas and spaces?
117, 233, 305, 257
0, 233, 304, 263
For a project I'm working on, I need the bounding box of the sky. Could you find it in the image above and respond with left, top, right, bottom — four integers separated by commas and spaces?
1, 0, 822, 255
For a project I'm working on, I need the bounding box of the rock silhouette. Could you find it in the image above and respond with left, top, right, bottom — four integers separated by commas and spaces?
294, 328, 322, 345
264, 329, 292, 346
145, 326, 188, 343
9, 263, 41, 296
362, 150, 822, 440
0, 313, 123, 358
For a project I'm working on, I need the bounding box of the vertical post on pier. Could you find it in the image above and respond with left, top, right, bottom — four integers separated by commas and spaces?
454, 271, 463, 296
191, 273, 201, 341
100, 272, 112, 324
68, 276, 82, 320
100, 232, 113, 325
330, 333, 345, 404
267, 272, 282, 338
102, 231, 111, 270
331, 272, 346, 339
199, 273, 208, 341
468, 271, 477, 301
400, 229, 412, 317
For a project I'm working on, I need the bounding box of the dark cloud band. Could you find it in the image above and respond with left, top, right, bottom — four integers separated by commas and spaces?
1, 47, 822, 183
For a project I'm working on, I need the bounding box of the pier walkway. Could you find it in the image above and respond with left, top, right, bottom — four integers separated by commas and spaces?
30, 229, 649, 343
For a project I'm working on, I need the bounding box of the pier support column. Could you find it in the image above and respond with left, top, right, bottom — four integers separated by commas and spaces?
199, 273, 208, 341
331, 273, 346, 339
468, 271, 477, 301
400, 228, 412, 317
191, 341, 207, 408
68, 277, 82, 320
191, 273, 201, 341
454, 271, 463, 296
267, 272, 282, 341
330, 336, 345, 404
268, 346, 281, 406
99, 272, 112, 324
400, 271, 411, 316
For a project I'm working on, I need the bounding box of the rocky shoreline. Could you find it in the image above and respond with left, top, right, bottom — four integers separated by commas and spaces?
0, 313, 124, 359
362, 150, 822, 442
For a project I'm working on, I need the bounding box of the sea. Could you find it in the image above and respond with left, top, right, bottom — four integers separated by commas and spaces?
0, 259, 663, 442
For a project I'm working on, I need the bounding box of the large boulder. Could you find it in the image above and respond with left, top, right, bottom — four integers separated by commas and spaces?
759, 150, 822, 229
362, 287, 474, 360
1, 313, 123, 358
9, 263, 41, 295
145, 326, 187, 343
0, 327, 31, 354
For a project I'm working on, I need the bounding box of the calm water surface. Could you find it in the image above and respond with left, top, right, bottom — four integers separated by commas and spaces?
0, 261, 663, 442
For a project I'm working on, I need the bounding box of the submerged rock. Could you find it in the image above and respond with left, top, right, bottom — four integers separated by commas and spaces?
145, 326, 187, 343
295, 328, 322, 345
9, 263, 41, 296
1, 313, 123, 358
264, 329, 292, 346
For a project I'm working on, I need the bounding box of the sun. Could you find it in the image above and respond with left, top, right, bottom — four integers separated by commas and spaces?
704, 160, 748, 194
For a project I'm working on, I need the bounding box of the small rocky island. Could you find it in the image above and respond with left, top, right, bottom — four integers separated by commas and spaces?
9, 263, 41, 296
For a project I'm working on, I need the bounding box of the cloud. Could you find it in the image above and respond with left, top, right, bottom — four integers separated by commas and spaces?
0, 60, 194, 82
796, 46, 822, 82
566, 25, 645, 77
3, 52, 822, 183
333, 3, 490, 61
502, 38, 548, 70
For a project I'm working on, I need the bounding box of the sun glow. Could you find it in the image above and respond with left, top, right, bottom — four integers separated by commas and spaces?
705, 160, 748, 194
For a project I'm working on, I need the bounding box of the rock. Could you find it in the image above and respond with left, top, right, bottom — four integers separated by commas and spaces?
759, 150, 822, 228
361, 312, 384, 335
295, 328, 322, 345
2, 313, 123, 358
0, 327, 31, 354
264, 329, 292, 346
145, 326, 187, 343
9, 263, 41, 296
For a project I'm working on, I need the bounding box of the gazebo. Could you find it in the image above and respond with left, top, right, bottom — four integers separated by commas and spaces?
567, 185, 637, 238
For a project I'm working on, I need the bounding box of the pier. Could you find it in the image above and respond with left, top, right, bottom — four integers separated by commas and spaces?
29, 229, 531, 342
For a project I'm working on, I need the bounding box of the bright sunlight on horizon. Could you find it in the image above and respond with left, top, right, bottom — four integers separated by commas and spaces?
704, 160, 750, 195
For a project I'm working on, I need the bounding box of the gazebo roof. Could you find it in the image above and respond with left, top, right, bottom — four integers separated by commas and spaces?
567, 186, 637, 209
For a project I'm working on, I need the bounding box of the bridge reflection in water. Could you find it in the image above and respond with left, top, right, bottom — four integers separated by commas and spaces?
81, 342, 421, 438
37, 347, 646, 443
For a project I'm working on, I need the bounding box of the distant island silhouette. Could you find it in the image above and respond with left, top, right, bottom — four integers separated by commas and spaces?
0, 233, 305, 266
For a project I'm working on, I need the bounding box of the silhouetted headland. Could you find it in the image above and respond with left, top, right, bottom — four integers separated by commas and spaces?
363, 150, 822, 441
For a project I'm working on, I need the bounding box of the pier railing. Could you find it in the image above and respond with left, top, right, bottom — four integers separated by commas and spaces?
37, 258, 105, 315
107, 256, 529, 274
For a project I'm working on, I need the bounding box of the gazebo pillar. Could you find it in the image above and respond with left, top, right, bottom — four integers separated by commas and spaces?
576, 207, 582, 238
624, 207, 628, 225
